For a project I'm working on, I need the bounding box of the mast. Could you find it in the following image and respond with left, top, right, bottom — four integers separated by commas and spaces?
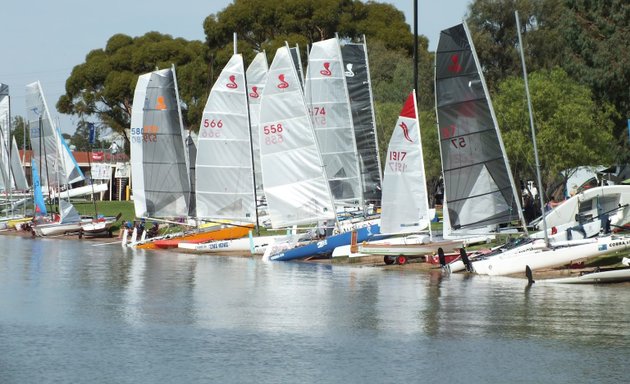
515, 11, 548, 244
244, 57, 261, 235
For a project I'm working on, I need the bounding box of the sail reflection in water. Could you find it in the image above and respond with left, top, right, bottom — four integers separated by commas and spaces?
1, 235, 629, 383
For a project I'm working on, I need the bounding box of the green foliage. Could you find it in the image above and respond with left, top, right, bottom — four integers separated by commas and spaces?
57, 32, 210, 150
558, 0, 630, 131
467, 0, 629, 157
494, 67, 616, 199
10, 116, 30, 151
203, 0, 415, 70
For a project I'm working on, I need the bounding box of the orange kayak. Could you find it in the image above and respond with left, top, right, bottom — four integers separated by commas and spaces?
136, 224, 253, 250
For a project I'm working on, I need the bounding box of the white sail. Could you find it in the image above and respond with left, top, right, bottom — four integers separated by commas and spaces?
305, 37, 363, 207
380, 91, 431, 235
195, 54, 256, 222
246, 51, 269, 198
0, 83, 10, 190
258, 45, 335, 228
25, 81, 84, 191
10, 137, 28, 190
129, 67, 191, 219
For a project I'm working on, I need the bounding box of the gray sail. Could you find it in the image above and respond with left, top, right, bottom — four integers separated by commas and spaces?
289, 45, 305, 89
129, 68, 191, 218
435, 23, 523, 230
340, 37, 383, 205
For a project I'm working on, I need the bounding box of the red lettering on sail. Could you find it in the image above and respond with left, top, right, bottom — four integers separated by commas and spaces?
448, 54, 462, 73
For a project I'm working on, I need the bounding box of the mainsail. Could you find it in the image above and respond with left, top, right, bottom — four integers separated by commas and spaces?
340, 37, 383, 206
195, 54, 256, 222
435, 23, 525, 231
305, 37, 363, 207
258, 45, 335, 228
380, 91, 431, 235
130, 67, 191, 219
25, 81, 84, 191
246, 51, 269, 198
0, 84, 28, 192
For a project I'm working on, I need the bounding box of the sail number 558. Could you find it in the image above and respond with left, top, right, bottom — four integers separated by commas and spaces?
263, 123, 284, 145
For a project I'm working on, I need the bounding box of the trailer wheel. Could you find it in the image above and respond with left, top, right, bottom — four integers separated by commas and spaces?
384, 256, 396, 265
396, 255, 407, 265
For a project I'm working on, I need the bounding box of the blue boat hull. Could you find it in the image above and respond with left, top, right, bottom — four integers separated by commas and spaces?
270, 224, 387, 261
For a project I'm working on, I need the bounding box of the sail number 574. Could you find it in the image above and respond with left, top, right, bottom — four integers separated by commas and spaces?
263, 123, 284, 145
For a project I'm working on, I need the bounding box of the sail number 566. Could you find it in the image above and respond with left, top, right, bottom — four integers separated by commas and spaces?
263, 123, 284, 145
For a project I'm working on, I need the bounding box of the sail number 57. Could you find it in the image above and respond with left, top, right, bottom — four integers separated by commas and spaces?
263, 123, 284, 145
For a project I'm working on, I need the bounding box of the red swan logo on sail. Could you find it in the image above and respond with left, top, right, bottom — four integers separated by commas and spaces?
249, 86, 260, 98
226, 75, 238, 89
448, 54, 462, 73
320, 62, 332, 76
277, 74, 289, 89
399, 121, 413, 143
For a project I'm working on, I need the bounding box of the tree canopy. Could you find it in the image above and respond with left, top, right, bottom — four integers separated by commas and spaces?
494, 67, 616, 199
57, 32, 210, 146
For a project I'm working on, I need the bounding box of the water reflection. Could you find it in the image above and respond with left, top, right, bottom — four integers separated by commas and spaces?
2, 235, 630, 383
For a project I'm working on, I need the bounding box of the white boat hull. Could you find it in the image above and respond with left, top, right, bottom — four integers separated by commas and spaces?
178, 235, 280, 254
473, 235, 630, 276
34, 222, 82, 237
542, 268, 630, 284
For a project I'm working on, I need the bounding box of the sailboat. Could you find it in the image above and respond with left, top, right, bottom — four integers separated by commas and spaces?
441, 20, 630, 275
348, 91, 448, 260
178, 52, 280, 254
304, 36, 364, 209
126, 65, 250, 249
26, 81, 85, 193
25, 81, 89, 235
0, 83, 30, 228
264, 41, 383, 262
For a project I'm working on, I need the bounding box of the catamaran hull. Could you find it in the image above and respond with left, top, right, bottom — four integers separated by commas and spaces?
473, 235, 630, 276
135, 225, 254, 249
178, 235, 280, 254
270, 224, 386, 261
33, 222, 82, 237
542, 267, 630, 284
359, 238, 463, 256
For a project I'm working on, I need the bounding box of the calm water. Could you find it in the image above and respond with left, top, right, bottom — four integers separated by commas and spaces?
1, 235, 630, 384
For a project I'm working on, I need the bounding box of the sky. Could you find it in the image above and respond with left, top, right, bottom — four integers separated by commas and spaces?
0, 0, 471, 134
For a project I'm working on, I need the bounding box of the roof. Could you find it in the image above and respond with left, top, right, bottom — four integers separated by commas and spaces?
18, 150, 129, 166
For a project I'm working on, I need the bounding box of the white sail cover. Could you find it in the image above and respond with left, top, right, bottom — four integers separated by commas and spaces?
259, 45, 335, 228
25, 81, 84, 190
130, 68, 191, 219
435, 23, 523, 230
195, 54, 256, 222
305, 37, 363, 206
380, 91, 431, 234
246, 51, 269, 198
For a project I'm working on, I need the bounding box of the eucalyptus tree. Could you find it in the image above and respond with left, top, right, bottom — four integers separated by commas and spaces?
57, 32, 210, 148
